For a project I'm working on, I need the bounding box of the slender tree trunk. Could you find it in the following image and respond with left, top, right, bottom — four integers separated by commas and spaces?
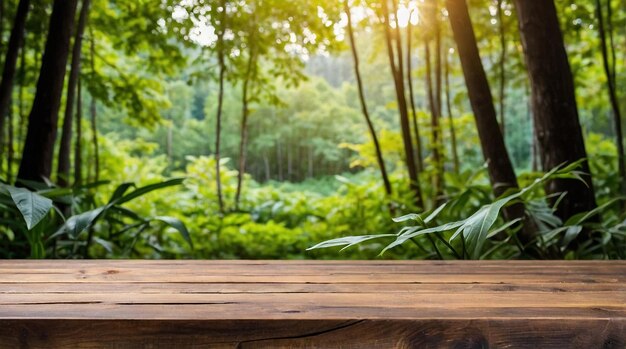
444, 49, 460, 173
263, 153, 270, 182
7, 96, 13, 182
497, 0, 506, 137
0, 0, 4, 53
235, 46, 254, 210
166, 124, 172, 163
345, 1, 392, 195
446, 0, 534, 245
89, 28, 98, 182
513, 0, 597, 220
429, 0, 445, 199
277, 140, 283, 181
406, 10, 423, 174
287, 140, 293, 180
308, 146, 313, 179
57, 0, 90, 187
0, 0, 30, 166
74, 77, 82, 186
381, 0, 423, 208
18, 37, 25, 156
434, 1, 443, 123
18, 0, 78, 182
214, 2, 226, 214
596, 0, 625, 199
425, 41, 442, 195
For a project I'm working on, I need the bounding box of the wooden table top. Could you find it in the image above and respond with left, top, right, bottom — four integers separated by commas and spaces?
1, 260, 625, 321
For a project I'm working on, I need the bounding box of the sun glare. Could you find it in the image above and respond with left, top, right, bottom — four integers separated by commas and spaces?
396, 2, 420, 28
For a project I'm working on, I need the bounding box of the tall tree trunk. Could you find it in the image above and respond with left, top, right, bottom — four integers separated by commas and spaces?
89, 30, 98, 183
406, 10, 423, 174
446, 0, 534, 245
214, 1, 226, 214
497, 0, 506, 137
235, 46, 255, 210
166, 124, 172, 163
74, 77, 82, 186
596, 0, 625, 199
345, 1, 392, 195
7, 96, 13, 182
276, 139, 283, 181
308, 146, 313, 179
513, 0, 597, 220
424, 0, 443, 201
381, 0, 423, 208
425, 41, 442, 196
263, 153, 270, 182
434, 1, 443, 124
0, 0, 30, 167
17, 36, 25, 156
18, 0, 78, 182
444, 49, 460, 173
0, 0, 4, 53
57, 0, 90, 187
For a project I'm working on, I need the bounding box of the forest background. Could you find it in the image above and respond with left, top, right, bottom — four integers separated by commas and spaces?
0, 0, 625, 260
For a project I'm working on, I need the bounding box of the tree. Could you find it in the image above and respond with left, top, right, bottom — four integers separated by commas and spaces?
446, 0, 534, 244
513, 0, 597, 220
444, 48, 459, 173
75, 78, 83, 185
234, 40, 255, 209
381, 0, 423, 208
0, 0, 30, 169
344, 0, 392, 196
18, 0, 79, 182
88, 27, 98, 183
496, 0, 506, 137
595, 0, 625, 199
213, 0, 227, 214
406, 9, 423, 173
422, 0, 444, 200
57, 0, 91, 187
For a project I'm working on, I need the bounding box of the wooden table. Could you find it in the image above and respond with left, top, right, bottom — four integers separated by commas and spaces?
0, 260, 624, 348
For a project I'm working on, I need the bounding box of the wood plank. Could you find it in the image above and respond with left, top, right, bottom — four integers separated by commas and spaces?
0, 282, 620, 294
0, 260, 624, 348
0, 319, 624, 348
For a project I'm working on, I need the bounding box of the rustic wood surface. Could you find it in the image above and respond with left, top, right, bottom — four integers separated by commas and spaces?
0, 260, 624, 348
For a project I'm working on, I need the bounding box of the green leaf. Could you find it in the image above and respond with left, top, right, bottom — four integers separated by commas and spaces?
563, 197, 623, 226
424, 202, 448, 224
448, 192, 521, 259
5, 186, 53, 230
51, 207, 106, 239
108, 182, 136, 204
153, 216, 193, 249
93, 237, 115, 253
116, 178, 184, 205
307, 234, 396, 251
486, 218, 522, 239
561, 225, 583, 248
392, 213, 420, 223
382, 221, 465, 254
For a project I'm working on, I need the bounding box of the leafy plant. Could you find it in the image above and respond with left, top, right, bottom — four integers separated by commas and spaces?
308, 161, 624, 259
0, 178, 192, 259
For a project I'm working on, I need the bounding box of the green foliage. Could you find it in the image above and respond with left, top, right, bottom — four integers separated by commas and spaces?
0, 178, 191, 259
310, 161, 626, 260
3, 0, 626, 262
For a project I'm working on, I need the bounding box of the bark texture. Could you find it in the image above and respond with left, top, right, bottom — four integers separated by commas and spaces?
0, 0, 30, 164
513, 0, 597, 219
57, 0, 91, 187
18, 0, 79, 182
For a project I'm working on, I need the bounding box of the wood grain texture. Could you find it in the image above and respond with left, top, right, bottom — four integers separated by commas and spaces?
0, 260, 624, 348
